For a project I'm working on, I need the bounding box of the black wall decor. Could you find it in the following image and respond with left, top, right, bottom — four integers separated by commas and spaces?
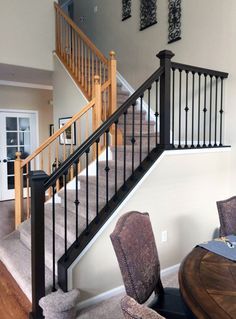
168, 0, 181, 43
140, 0, 157, 31
122, 0, 132, 21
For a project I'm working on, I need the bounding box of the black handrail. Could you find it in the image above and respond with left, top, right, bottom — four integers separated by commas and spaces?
171, 62, 229, 78
45, 66, 165, 189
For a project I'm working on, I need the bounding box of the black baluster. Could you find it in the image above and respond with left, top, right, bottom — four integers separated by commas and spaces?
184, 71, 189, 148
105, 130, 110, 205
114, 120, 118, 197
85, 149, 89, 233
155, 79, 159, 148
139, 95, 143, 166
203, 74, 207, 147
172, 69, 175, 147
131, 103, 136, 175
219, 78, 224, 146
178, 70, 182, 148
52, 184, 56, 292
214, 77, 219, 146
209, 76, 213, 147
197, 73, 201, 147
191, 72, 195, 148
96, 139, 99, 219
74, 160, 80, 245
148, 86, 151, 155
63, 170, 68, 259
123, 111, 127, 187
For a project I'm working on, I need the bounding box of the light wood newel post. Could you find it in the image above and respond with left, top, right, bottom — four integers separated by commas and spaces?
109, 51, 117, 116
14, 152, 23, 229
93, 75, 102, 131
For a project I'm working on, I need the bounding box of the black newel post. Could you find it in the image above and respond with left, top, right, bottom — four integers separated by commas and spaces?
157, 50, 175, 149
29, 171, 48, 319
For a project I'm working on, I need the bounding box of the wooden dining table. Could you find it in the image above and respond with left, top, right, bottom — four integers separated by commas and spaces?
179, 246, 236, 319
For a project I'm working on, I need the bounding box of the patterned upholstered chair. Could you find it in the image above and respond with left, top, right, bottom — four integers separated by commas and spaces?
217, 196, 236, 236
110, 211, 194, 319
121, 295, 165, 319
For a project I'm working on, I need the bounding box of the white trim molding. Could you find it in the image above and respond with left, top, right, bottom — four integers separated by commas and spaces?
77, 263, 180, 311
0, 80, 53, 91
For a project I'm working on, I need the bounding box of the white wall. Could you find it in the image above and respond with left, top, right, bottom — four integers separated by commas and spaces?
73, 150, 231, 301
53, 55, 88, 130
0, 0, 57, 70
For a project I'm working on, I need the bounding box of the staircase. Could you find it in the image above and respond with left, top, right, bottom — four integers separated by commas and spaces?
0, 3, 230, 319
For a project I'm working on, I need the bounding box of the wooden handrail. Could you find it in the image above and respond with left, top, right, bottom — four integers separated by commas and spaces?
54, 2, 108, 66
22, 98, 95, 167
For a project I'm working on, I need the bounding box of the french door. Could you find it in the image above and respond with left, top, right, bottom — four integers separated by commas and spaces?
0, 111, 37, 201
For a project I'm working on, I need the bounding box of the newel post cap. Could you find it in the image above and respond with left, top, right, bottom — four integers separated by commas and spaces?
109, 51, 116, 59
156, 50, 175, 60
94, 75, 100, 84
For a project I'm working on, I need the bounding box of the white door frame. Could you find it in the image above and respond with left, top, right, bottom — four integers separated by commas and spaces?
0, 109, 39, 201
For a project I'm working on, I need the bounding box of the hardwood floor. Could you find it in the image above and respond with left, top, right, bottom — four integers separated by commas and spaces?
0, 200, 31, 318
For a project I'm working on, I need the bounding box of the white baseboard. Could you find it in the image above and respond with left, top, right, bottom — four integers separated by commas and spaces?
77, 263, 180, 311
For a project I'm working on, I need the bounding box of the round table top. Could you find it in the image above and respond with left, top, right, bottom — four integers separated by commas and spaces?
179, 246, 236, 319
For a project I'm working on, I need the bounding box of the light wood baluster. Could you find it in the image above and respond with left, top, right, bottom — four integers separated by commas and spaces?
63, 131, 66, 161
40, 152, 44, 171
88, 49, 91, 98
56, 141, 60, 192
14, 152, 23, 229
82, 41, 84, 87
78, 37, 81, 83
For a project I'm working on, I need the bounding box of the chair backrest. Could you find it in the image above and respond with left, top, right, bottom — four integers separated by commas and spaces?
110, 211, 162, 304
120, 295, 165, 319
217, 196, 236, 236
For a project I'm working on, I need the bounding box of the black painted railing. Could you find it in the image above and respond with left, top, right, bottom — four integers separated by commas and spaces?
29, 50, 229, 318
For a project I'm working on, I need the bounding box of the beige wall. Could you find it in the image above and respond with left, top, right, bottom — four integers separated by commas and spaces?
73, 150, 232, 301
0, 0, 56, 70
71, 0, 236, 300
53, 55, 88, 130
0, 85, 53, 145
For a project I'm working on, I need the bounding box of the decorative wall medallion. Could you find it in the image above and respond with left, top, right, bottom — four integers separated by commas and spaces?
140, 0, 157, 31
168, 0, 181, 43
122, 0, 132, 21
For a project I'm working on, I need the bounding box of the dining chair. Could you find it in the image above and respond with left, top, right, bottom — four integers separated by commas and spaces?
216, 196, 236, 236
121, 295, 165, 319
110, 211, 194, 319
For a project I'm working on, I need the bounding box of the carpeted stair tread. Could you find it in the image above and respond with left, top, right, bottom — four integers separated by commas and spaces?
0, 230, 53, 301
19, 219, 67, 273
44, 203, 86, 244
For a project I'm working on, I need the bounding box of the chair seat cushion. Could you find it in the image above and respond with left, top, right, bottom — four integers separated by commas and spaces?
149, 288, 196, 319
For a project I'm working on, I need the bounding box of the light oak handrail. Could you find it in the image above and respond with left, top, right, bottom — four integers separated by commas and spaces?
21, 98, 95, 168
54, 2, 108, 66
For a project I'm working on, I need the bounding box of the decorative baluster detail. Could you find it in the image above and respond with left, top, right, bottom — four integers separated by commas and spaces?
114, 120, 118, 197
219, 78, 224, 146
105, 130, 110, 206
148, 86, 151, 155
191, 72, 195, 148
63, 171, 68, 259
178, 70, 182, 148
209, 75, 213, 147
214, 77, 219, 146
96, 139, 100, 220
139, 95, 144, 166
197, 73, 201, 147
131, 103, 136, 175
171, 69, 175, 147
203, 74, 207, 147
85, 148, 90, 233
123, 111, 127, 187
14, 151, 23, 228
52, 184, 56, 292
74, 160, 80, 245
184, 71, 189, 148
